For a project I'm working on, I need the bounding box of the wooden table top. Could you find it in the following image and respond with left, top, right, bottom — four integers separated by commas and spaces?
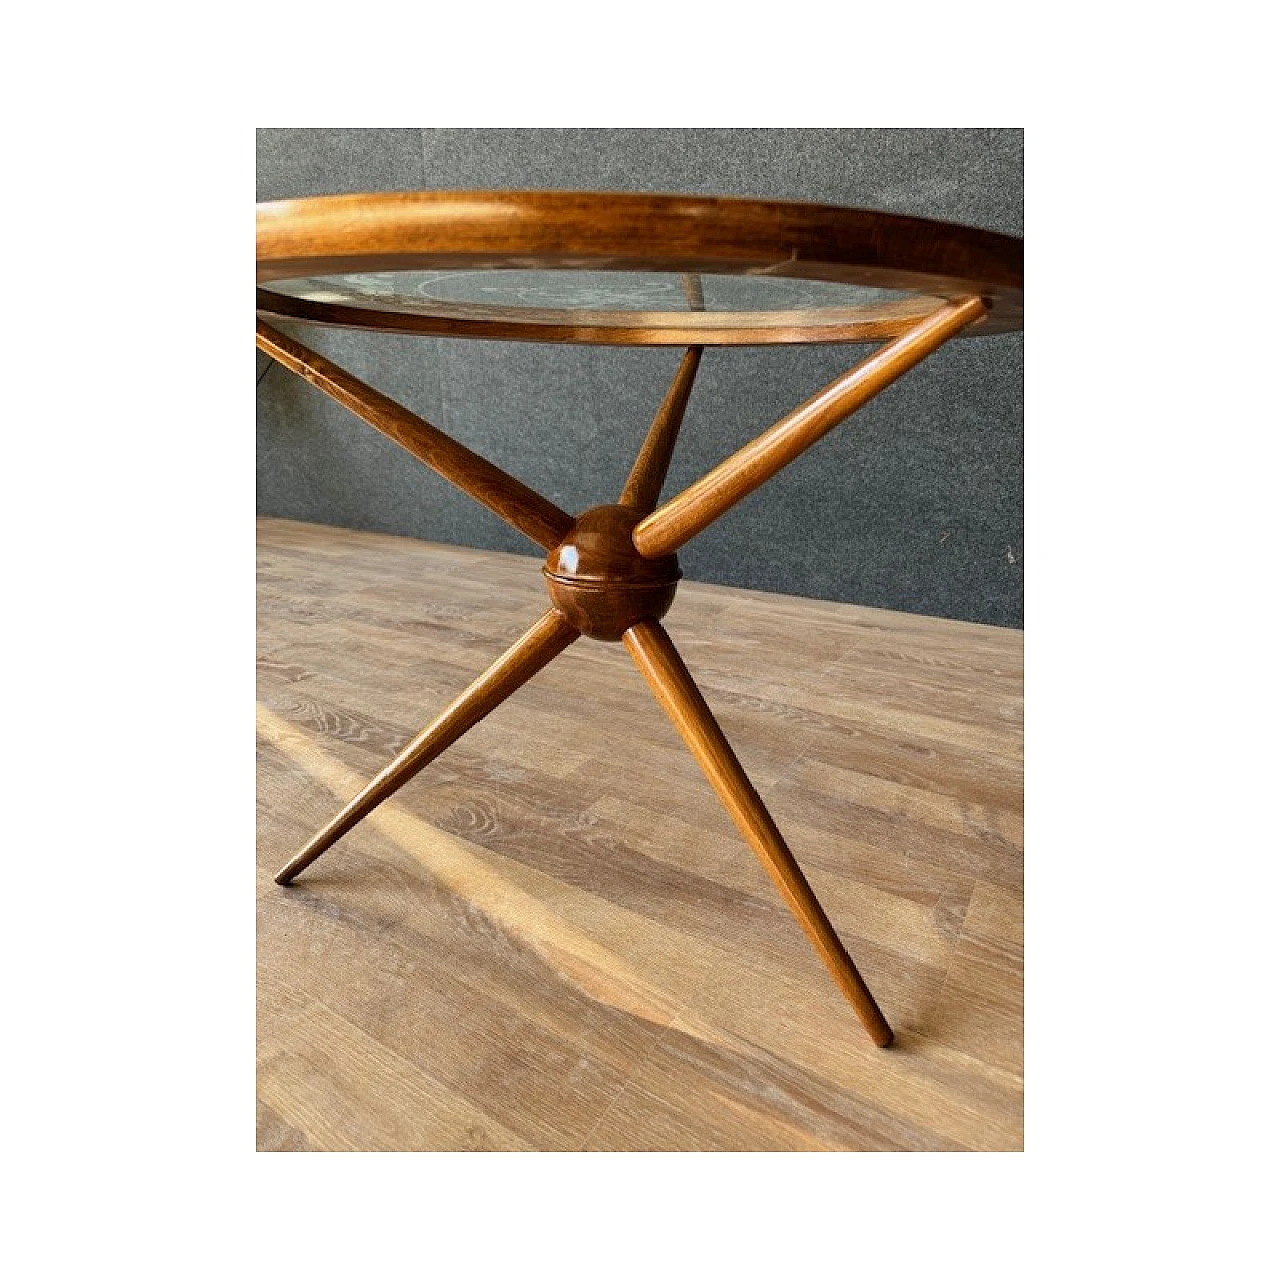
256, 190, 1023, 346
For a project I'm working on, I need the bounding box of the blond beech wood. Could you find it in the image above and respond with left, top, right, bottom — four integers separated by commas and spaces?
275, 609, 578, 884
622, 619, 894, 1047
256, 321, 573, 551
632, 295, 989, 558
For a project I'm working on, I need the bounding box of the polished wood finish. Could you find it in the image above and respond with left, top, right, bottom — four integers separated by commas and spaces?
258, 192, 1021, 1061
256, 191, 1022, 344
542, 505, 681, 642
274, 608, 577, 884
632, 295, 989, 558
258, 287, 985, 1043
619, 346, 703, 513
256, 320, 573, 551
623, 620, 894, 1047
257, 519, 1023, 1150
256, 286, 946, 347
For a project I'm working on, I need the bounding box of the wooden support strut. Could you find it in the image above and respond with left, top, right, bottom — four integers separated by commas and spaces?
619, 346, 703, 514
623, 619, 894, 1047
256, 320, 574, 551
261, 316, 916, 1046
275, 609, 578, 885
631, 295, 988, 559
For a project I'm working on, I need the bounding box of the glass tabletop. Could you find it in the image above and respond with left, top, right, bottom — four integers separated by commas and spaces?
259, 268, 936, 332
256, 192, 1022, 344
265, 269, 914, 313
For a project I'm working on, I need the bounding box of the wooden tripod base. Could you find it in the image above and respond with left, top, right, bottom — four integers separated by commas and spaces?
276, 510, 894, 1047
261, 296, 992, 1050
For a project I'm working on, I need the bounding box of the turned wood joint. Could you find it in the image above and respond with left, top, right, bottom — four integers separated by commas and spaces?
543, 505, 681, 641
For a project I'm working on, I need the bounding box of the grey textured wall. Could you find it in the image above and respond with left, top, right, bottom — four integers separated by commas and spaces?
257, 129, 1023, 627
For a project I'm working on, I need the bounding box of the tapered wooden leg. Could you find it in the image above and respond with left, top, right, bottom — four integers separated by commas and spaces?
623, 619, 894, 1046
618, 346, 702, 514
632, 295, 988, 558
276, 609, 578, 885
257, 321, 574, 551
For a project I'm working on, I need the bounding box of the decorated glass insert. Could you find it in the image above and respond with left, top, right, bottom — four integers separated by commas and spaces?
261, 269, 928, 324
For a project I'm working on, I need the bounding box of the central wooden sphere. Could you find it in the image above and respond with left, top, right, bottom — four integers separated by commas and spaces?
543, 505, 681, 641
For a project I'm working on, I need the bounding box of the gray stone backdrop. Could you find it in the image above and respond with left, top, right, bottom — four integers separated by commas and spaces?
257, 128, 1023, 627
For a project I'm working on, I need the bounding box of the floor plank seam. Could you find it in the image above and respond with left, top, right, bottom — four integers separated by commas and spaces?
576, 1011, 684, 1152
258, 518, 1023, 1151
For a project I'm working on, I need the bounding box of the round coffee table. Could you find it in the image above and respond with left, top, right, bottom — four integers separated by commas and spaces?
256, 190, 1023, 1048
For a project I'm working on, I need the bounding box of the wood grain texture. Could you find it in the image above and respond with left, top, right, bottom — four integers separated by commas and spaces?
255, 190, 1022, 344
618, 346, 702, 513
622, 619, 892, 1046
256, 320, 573, 550
257, 517, 1023, 1150
255, 286, 949, 347
542, 505, 680, 642
275, 608, 577, 884
632, 296, 989, 558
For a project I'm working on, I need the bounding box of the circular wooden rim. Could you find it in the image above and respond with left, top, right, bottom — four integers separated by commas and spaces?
256, 191, 1022, 346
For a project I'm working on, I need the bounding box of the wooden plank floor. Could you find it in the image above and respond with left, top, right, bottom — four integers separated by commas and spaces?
257, 516, 1024, 1151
